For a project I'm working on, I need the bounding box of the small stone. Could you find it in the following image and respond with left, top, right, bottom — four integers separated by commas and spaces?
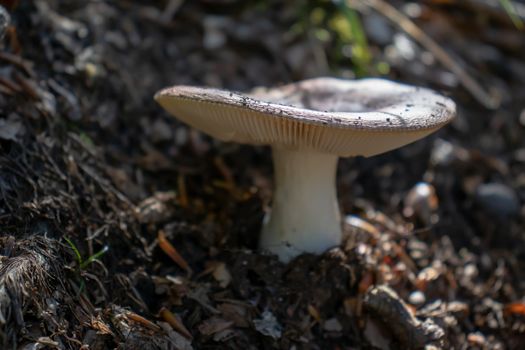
430, 139, 455, 167
475, 183, 520, 218
463, 264, 478, 279
418, 267, 440, 282
408, 290, 426, 307
408, 239, 429, 261
393, 33, 417, 61
323, 318, 343, 332
467, 332, 486, 346
403, 182, 439, 225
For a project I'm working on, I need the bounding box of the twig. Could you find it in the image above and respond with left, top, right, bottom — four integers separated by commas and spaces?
0, 76, 22, 94
355, 0, 500, 109
0, 51, 35, 77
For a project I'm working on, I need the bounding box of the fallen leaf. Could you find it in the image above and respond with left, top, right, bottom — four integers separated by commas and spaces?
253, 310, 282, 340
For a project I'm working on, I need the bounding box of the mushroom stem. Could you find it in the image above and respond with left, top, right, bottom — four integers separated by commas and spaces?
260, 146, 342, 262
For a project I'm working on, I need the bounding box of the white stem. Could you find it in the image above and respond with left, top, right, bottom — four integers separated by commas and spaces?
259, 147, 342, 262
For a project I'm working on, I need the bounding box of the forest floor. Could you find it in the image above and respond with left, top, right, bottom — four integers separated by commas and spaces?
0, 0, 524, 349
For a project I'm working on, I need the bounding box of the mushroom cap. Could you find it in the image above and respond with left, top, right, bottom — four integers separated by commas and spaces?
155, 77, 456, 157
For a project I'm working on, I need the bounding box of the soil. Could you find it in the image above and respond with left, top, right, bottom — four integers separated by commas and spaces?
0, 0, 524, 349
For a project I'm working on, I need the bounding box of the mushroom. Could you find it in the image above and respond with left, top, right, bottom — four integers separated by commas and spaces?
155, 77, 455, 262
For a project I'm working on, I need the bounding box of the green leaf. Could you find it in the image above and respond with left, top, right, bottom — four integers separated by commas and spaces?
80, 245, 109, 270
64, 236, 83, 266
336, 2, 372, 76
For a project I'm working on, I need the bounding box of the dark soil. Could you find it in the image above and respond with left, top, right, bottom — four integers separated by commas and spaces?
0, 0, 524, 349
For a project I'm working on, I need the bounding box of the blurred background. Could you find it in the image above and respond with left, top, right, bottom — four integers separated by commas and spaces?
0, 0, 524, 349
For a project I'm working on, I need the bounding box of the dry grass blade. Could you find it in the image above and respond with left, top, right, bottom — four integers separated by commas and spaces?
157, 230, 192, 275
355, 0, 501, 109
159, 307, 193, 339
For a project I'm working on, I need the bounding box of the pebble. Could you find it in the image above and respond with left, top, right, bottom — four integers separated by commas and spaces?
393, 33, 417, 61
409, 290, 426, 306
467, 332, 486, 346
430, 139, 455, 167
463, 264, 478, 279
418, 267, 440, 283
475, 183, 520, 218
408, 239, 429, 260
323, 318, 343, 332
403, 182, 439, 225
